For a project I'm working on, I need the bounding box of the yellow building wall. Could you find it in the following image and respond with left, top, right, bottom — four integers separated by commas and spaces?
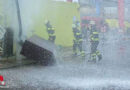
32, 0, 80, 47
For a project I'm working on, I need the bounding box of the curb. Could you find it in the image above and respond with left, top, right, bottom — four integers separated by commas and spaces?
0, 61, 37, 70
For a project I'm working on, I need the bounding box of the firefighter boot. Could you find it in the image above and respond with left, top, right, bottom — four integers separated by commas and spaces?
89, 53, 96, 63
96, 51, 102, 61
81, 51, 85, 59
98, 54, 102, 61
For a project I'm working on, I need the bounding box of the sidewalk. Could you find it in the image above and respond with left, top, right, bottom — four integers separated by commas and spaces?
0, 56, 36, 69
0, 47, 85, 69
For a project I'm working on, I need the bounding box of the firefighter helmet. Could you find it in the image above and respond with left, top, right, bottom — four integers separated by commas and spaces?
90, 21, 95, 25
45, 20, 49, 24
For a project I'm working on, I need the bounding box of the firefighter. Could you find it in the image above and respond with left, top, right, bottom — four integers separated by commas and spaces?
90, 21, 102, 62
72, 21, 85, 57
77, 33, 85, 58
45, 20, 56, 43
72, 21, 80, 55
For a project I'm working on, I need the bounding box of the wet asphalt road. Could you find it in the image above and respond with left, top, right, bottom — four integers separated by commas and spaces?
1, 30, 130, 90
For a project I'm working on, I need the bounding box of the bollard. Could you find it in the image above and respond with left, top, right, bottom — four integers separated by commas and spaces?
0, 75, 6, 86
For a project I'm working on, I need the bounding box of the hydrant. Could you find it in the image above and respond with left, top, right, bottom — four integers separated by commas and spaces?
0, 75, 6, 86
